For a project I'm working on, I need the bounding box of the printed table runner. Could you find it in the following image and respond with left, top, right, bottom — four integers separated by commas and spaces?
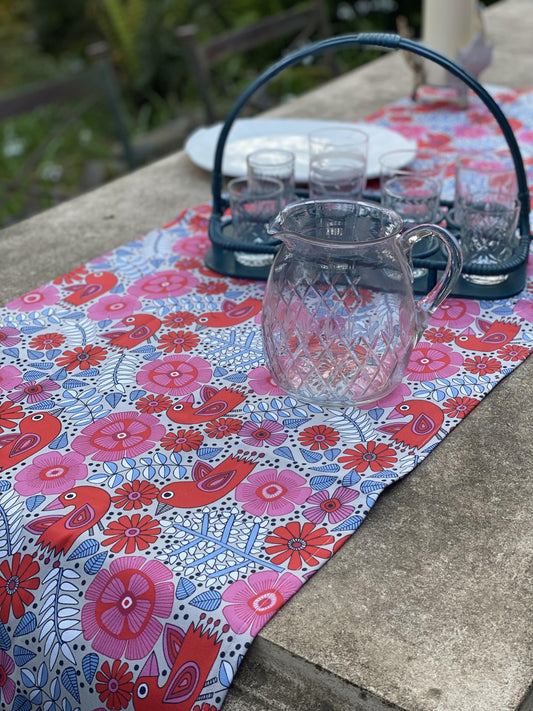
1, 86, 533, 711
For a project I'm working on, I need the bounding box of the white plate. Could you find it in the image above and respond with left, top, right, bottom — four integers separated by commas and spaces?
184, 118, 417, 183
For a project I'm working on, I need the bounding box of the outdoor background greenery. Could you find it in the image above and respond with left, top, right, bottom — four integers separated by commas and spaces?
0, 0, 496, 225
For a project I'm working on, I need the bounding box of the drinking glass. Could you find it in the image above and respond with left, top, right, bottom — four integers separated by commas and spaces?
454, 151, 517, 225
382, 175, 441, 226
308, 127, 368, 199
379, 148, 450, 193
382, 175, 442, 276
228, 176, 283, 244
460, 189, 520, 285
246, 149, 296, 206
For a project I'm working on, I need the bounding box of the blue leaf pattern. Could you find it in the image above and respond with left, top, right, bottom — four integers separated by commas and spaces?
13, 646, 37, 666
82, 653, 99, 684
84, 552, 108, 574
67, 539, 99, 560
14, 613, 37, 637
190, 590, 222, 611
176, 577, 196, 600
310, 475, 337, 491
61, 668, 80, 702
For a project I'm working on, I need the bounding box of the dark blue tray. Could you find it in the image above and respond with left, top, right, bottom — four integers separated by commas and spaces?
206, 33, 531, 299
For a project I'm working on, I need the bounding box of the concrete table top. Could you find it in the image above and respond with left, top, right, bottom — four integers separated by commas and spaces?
1, 1, 532, 709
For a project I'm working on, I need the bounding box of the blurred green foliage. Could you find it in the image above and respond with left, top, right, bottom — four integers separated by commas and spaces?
1, 102, 122, 222
0, 0, 498, 225
22, 0, 428, 117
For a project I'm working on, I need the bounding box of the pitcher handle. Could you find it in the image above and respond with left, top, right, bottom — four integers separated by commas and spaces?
400, 224, 463, 332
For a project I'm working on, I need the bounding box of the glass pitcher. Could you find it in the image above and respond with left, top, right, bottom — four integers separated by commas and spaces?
262, 199, 462, 406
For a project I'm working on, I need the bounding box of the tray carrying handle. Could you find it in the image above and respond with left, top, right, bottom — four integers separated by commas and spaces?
210, 32, 531, 241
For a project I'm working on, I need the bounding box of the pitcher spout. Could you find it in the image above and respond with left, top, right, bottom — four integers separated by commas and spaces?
267, 211, 283, 237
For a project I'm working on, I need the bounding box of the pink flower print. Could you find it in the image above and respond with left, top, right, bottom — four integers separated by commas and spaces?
465, 108, 492, 126
435, 293, 470, 323
187, 203, 212, 229
0, 650, 15, 706
222, 570, 300, 637
0, 327, 20, 348
137, 354, 211, 396
176, 257, 202, 270
298, 425, 339, 451
238, 419, 287, 447
515, 299, 533, 323
339, 441, 397, 473
429, 298, 480, 329
235, 468, 311, 517
87, 294, 142, 322
0, 365, 22, 392
493, 88, 518, 104
7, 284, 59, 312
303, 486, 359, 525
15, 451, 88, 496
388, 123, 428, 141
497, 343, 529, 362
406, 342, 463, 381
8, 378, 60, 404
71, 411, 166, 462
247, 366, 285, 396
82, 556, 174, 660
358, 383, 410, 410
453, 124, 490, 139
517, 128, 533, 145
420, 130, 453, 149
384, 106, 411, 121
173, 234, 211, 258
128, 270, 198, 300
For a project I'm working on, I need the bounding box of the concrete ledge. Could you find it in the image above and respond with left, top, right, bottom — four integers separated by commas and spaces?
1, 2, 532, 709
226, 638, 406, 711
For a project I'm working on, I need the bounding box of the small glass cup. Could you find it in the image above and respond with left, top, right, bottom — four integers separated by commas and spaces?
379, 148, 451, 193
382, 175, 441, 225
460, 189, 520, 285
246, 149, 296, 206
228, 176, 283, 245
382, 175, 442, 279
308, 126, 368, 199
454, 151, 517, 225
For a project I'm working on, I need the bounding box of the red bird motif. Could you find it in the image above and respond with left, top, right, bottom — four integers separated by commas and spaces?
196, 298, 262, 328
133, 622, 221, 711
378, 399, 444, 451
25, 485, 111, 556
455, 318, 520, 352
62, 271, 118, 306
157, 455, 256, 511
101, 314, 162, 349
167, 385, 245, 425
0, 412, 61, 473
